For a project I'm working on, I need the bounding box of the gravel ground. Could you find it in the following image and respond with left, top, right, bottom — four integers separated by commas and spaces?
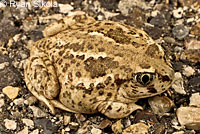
0, 0, 200, 134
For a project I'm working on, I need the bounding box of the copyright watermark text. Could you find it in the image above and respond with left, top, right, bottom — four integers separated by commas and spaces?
0, 0, 58, 8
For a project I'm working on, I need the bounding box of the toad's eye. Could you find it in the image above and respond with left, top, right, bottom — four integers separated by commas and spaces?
135, 72, 155, 86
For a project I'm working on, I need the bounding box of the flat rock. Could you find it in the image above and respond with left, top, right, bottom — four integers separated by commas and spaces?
172, 72, 186, 95
148, 96, 174, 116
182, 65, 195, 77
2, 86, 21, 100
22, 119, 34, 129
4, 119, 17, 130
29, 106, 47, 118
172, 24, 189, 40
17, 127, 28, 134
177, 107, 200, 130
189, 93, 200, 107
185, 38, 200, 50
122, 123, 149, 134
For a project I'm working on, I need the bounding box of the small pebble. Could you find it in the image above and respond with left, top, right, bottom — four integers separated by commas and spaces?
122, 123, 149, 134
29, 106, 47, 118
63, 115, 71, 125
4, 119, 17, 130
0, 62, 9, 70
182, 65, 195, 77
98, 119, 112, 129
173, 7, 183, 18
13, 98, 25, 106
0, 99, 4, 107
185, 39, 200, 50
172, 131, 185, 134
2, 86, 21, 100
17, 127, 28, 134
24, 96, 37, 105
112, 120, 123, 134
172, 72, 186, 94
22, 119, 34, 128
172, 24, 189, 40
189, 93, 200, 107
59, 4, 74, 14
190, 22, 200, 36
91, 127, 102, 134
30, 129, 39, 134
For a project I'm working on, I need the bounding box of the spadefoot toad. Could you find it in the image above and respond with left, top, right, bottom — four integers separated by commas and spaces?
24, 13, 174, 119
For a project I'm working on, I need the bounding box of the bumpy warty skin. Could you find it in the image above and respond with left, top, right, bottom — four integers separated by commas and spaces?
24, 14, 174, 118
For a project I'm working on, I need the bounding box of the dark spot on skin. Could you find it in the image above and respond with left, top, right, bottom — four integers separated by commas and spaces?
114, 74, 119, 80
55, 45, 62, 49
139, 63, 151, 69
99, 90, 104, 95
145, 44, 159, 57
84, 89, 92, 95
162, 75, 170, 82
75, 71, 82, 78
107, 105, 112, 110
70, 85, 75, 90
87, 44, 93, 49
69, 54, 74, 59
94, 22, 101, 27
68, 72, 73, 81
84, 57, 119, 78
63, 91, 71, 99
35, 65, 45, 69
120, 66, 133, 73
132, 89, 138, 94
58, 59, 63, 65
76, 55, 85, 60
69, 43, 84, 52
96, 83, 105, 90
89, 83, 94, 89
82, 94, 86, 98
31, 57, 39, 62
147, 87, 157, 93
63, 63, 70, 72
98, 48, 105, 52
107, 92, 112, 97
72, 100, 75, 104
89, 98, 97, 103
114, 53, 124, 57
127, 31, 137, 35
78, 101, 82, 106
76, 83, 85, 89
71, 59, 76, 64
104, 76, 112, 85
124, 84, 128, 87
76, 63, 80, 67
117, 107, 122, 112
114, 74, 126, 86
34, 72, 37, 79
58, 50, 64, 56
105, 28, 131, 44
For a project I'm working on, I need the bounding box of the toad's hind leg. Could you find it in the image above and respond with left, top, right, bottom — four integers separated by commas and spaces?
24, 54, 61, 114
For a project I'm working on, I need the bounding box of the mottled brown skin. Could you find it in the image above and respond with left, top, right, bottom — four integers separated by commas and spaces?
24, 13, 174, 118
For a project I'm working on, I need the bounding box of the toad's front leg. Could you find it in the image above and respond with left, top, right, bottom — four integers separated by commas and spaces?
97, 101, 143, 119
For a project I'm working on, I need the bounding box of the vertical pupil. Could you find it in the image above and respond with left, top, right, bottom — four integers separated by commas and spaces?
142, 75, 149, 84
